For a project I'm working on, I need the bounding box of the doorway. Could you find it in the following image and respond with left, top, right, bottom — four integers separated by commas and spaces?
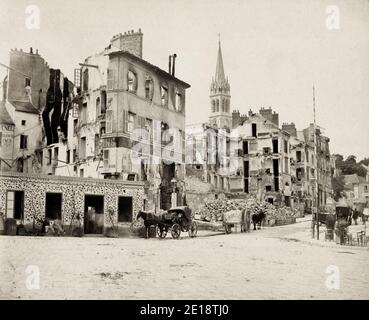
84, 195, 104, 234
45, 192, 62, 220
118, 196, 133, 222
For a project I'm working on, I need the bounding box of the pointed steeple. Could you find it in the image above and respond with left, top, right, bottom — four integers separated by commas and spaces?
215, 41, 226, 83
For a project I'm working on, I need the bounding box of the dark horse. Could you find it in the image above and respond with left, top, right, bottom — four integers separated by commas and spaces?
252, 209, 266, 230
136, 211, 163, 239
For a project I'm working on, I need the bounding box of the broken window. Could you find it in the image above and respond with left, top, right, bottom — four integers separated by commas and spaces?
20, 135, 28, 149
66, 149, 70, 164
160, 85, 168, 107
296, 168, 303, 181
243, 141, 248, 155
145, 77, 154, 101
45, 193, 62, 220
54, 147, 59, 163
80, 137, 86, 160
25, 78, 31, 87
101, 90, 107, 114
263, 147, 271, 155
272, 139, 278, 153
96, 97, 101, 117
47, 149, 52, 165
6, 191, 24, 219
296, 150, 302, 162
107, 69, 114, 90
252, 123, 257, 137
128, 112, 135, 133
82, 68, 89, 92
103, 149, 109, 170
127, 70, 137, 93
118, 196, 133, 222
175, 92, 182, 112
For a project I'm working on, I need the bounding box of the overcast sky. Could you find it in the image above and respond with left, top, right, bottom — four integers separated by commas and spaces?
1, 0, 368, 160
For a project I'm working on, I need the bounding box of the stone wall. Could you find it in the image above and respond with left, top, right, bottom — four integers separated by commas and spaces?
0, 172, 145, 230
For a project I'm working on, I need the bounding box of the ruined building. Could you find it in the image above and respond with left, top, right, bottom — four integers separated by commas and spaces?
39, 29, 190, 212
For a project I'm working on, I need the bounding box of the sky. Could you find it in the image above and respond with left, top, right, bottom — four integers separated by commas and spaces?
0, 0, 368, 160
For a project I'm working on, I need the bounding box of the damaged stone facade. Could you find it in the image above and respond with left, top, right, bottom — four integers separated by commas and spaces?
38, 29, 190, 213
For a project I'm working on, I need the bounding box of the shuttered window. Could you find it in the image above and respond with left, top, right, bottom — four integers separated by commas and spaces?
106, 110, 112, 133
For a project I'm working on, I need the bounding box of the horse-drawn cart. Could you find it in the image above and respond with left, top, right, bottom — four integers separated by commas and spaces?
136, 206, 197, 239
157, 206, 197, 239
223, 209, 251, 234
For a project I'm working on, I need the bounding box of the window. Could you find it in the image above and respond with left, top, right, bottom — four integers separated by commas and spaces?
66, 149, 70, 164
47, 149, 52, 164
73, 119, 78, 136
54, 147, 59, 163
21, 120, 26, 126
212, 100, 215, 113
251, 124, 257, 137
216, 99, 219, 112
105, 110, 112, 133
73, 148, 77, 163
284, 157, 289, 173
127, 71, 137, 93
364, 185, 368, 192
82, 68, 89, 92
265, 185, 272, 192
145, 77, 154, 101
80, 103, 87, 124
101, 91, 107, 113
118, 196, 133, 222
175, 92, 182, 112
6, 191, 24, 219
25, 78, 31, 87
45, 193, 62, 220
272, 139, 278, 153
80, 137, 86, 160
20, 135, 28, 149
284, 140, 288, 153
94, 134, 100, 157
107, 69, 114, 90
80, 169, 84, 177
296, 150, 302, 162
128, 112, 135, 133
160, 85, 168, 106
0, 132, 2, 146
96, 97, 101, 117
103, 150, 109, 169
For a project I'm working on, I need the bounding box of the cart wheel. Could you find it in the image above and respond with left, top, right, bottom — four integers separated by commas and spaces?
157, 226, 167, 239
224, 224, 232, 234
188, 221, 197, 238
171, 224, 181, 239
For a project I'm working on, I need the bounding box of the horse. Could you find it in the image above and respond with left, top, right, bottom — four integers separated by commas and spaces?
136, 211, 163, 239
251, 209, 266, 230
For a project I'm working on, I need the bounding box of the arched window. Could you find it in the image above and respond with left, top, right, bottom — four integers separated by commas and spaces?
160, 84, 168, 107
216, 99, 219, 112
145, 77, 154, 101
211, 100, 215, 113
222, 98, 225, 112
127, 70, 137, 93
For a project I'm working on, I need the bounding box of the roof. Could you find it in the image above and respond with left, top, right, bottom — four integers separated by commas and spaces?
9, 100, 39, 114
344, 174, 360, 185
358, 176, 369, 184
0, 102, 14, 125
107, 50, 191, 89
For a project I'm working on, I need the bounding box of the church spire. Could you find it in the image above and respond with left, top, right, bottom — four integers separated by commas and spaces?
215, 40, 226, 83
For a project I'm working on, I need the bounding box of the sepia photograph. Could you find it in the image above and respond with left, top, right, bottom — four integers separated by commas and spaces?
0, 0, 368, 304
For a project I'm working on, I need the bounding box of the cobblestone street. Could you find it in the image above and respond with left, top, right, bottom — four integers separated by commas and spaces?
1, 219, 368, 300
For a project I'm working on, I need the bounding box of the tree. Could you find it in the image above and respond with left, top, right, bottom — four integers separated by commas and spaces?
335, 155, 367, 177
332, 175, 345, 201
359, 158, 369, 167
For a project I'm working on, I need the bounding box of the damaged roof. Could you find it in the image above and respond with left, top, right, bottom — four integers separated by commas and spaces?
107, 50, 191, 89
9, 100, 39, 114
0, 102, 14, 124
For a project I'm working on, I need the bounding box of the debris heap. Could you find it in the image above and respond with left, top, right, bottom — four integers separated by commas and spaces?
197, 196, 301, 222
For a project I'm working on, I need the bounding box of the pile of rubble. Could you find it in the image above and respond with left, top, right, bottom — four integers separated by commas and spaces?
197, 196, 300, 222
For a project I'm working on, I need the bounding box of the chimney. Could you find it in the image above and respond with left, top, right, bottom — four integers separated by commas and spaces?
282, 123, 297, 137
172, 53, 177, 77
30, 47, 33, 54
169, 55, 172, 75
110, 28, 143, 58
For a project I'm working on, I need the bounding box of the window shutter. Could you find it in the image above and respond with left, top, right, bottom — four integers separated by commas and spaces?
106, 110, 112, 133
